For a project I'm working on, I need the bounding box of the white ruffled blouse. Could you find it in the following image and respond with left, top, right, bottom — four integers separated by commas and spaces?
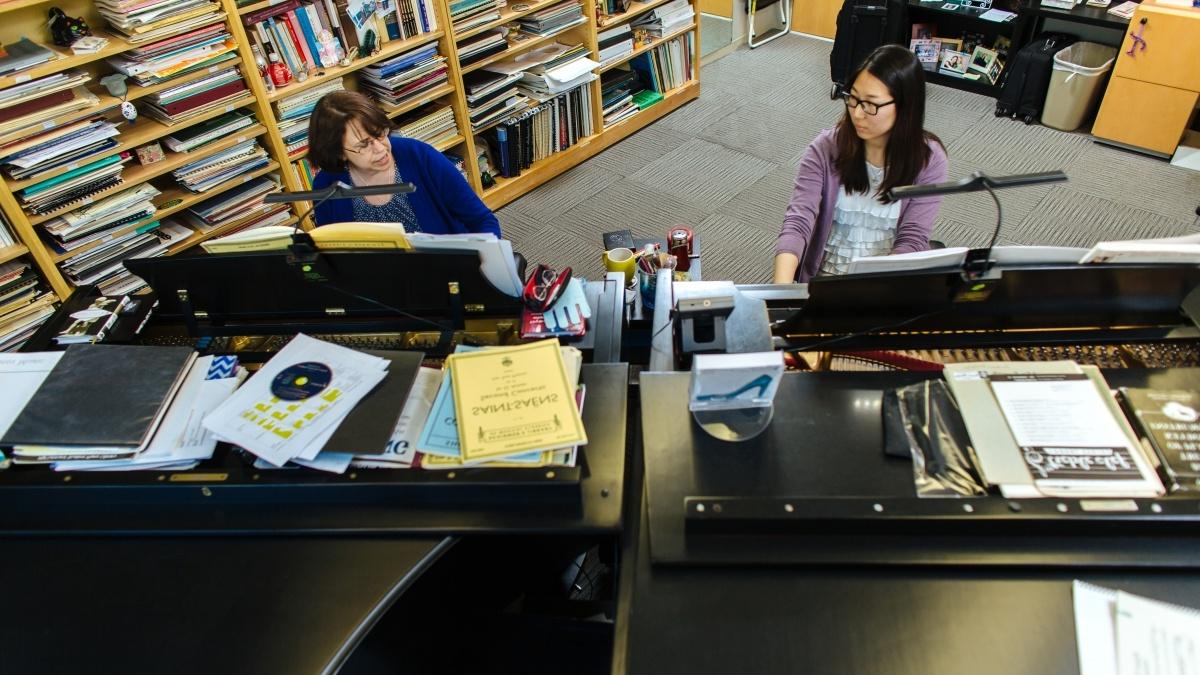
819, 161, 902, 276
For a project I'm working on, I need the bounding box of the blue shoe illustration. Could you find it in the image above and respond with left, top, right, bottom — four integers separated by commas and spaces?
695, 374, 773, 402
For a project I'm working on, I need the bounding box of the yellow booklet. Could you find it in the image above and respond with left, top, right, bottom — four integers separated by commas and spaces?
448, 340, 587, 461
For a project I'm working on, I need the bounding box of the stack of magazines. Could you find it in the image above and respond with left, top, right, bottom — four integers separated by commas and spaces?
393, 104, 458, 146
141, 65, 248, 125
0, 119, 122, 183
172, 139, 270, 192
162, 110, 257, 153
276, 78, 345, 157
97, 0, 227, 45
40, 183, 161, 254
106, 19, 237, 86
515, 1, 586, 37
62, 220, 193, 295
458, 30, 508, 66
359, 45, 449, 112
451, 0, 503, 33
177, 175, 287, 236
15, 153, 131, 218
0, 261, 55, 352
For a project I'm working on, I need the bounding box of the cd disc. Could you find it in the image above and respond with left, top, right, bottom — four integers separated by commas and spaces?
271, 362, 333, 400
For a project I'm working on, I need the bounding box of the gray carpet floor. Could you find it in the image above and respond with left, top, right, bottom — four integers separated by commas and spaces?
496, 33, 1200, 284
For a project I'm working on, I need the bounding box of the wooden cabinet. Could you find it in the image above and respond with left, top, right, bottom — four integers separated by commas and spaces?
1093, 0, 1200, 156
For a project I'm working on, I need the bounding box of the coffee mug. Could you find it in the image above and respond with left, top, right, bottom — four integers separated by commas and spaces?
603, 247, 636, 284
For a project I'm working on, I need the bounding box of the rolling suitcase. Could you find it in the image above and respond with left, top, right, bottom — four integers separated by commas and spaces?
829, 0, 906, 98
995, 32, 1077, 123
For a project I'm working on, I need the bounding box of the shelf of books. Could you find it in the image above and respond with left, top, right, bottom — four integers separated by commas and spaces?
0, 0, 307, 348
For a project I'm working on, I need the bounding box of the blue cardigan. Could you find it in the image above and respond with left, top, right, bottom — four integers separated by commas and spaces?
311, 136, 500, 237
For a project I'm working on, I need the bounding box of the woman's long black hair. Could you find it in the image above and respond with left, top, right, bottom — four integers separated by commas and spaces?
834, 45, 942, 203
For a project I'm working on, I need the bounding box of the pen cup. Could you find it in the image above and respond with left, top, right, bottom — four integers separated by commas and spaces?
639, 268, 658, 310
603, 247, 636, 284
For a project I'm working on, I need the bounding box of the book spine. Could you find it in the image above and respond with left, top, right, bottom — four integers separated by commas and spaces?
282, 11, 314, 70
294, 7, 324, 67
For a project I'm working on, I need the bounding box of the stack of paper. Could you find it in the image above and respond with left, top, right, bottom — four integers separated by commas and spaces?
162, 110, 256, 153
1, 344, 197, 463
64, 220, 193, 295
40, 183, 161, 253
406, 232, 522, 295
1074, 581, 1200, 675
942, 361, 1164, 498
15, 153, 131, 218
597, 24, 634, 69
415, 342, 586, 470
276, 78, 346, 157
107, 21, 236, 87
0, 70, 92, 144
52, 355, 245, 471
203, 334, 390, 467
1080, 233, 1200, 265
450, 0, 504, 33
0, 38, 56, 77
508, 43, 597, 99
601, 68, 640, 126
359, 45, 449, 112
177, 175, 286, 235
463, 69, 529, 132
458, 30, 507, 66
171, 139, 269, 192
0, 262, 56, 352
141, 65, 248, 125
631, 0, 694, 37
97, 0, 227, 45
393, 104, 457, 146
0, 88, 111, 146
516, 1, 587, 37
0, 119, 122, 182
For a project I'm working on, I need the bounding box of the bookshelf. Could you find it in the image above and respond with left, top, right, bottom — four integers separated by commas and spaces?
0, 0, 298, 309
0, 0, 701, 323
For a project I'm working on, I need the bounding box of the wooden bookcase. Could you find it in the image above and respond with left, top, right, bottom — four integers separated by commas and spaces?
0, 0, 701, 306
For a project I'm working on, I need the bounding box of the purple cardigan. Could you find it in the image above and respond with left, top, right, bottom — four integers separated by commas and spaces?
776, 128, 949, 282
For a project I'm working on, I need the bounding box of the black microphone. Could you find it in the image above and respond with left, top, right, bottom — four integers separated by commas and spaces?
887, 170, 1068, 279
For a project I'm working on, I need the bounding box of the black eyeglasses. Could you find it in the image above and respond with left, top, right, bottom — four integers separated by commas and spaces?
841, 93, 895, 116
344, 133, 388, 154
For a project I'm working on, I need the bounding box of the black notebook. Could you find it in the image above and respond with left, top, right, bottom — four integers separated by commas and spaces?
320, 350, 424, 456
1, 344, 196, 450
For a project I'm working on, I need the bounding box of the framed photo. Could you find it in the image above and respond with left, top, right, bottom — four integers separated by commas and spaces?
938, 37, 963, 53
911, 38, 942, 70
970, 45, 998, 74
986, 58, 1004, 84
911, 22, 937, 39
938, 49, 970, 76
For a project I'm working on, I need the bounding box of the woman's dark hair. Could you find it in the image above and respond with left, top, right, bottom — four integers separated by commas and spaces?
833, 45, 942, 203
307, 91, 390, 172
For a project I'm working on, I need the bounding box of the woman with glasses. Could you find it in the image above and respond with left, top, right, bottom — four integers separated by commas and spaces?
772, 45, 947, 282
307, 91, 500, 235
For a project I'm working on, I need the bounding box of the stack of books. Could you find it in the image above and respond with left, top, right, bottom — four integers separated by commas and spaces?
177, 175, 288, 235
597, 23, 634, 69
15, 153, 131, 218
0, 71, 93, 144
358, 45, 449, 112
162, 110, 257, 153
393, 104, 458, 146
61, 220, 192, 295
96, 0, 226, 45
106, 20, 238, 87
486, 81, 593, 177
628, 32, 692, 94
276, 77, 345, 157
172, 139, 270, 193
141, 65, 248, 125
0, 210, 13, 247
515, 1, 587, 37
0, 88, 107, 146
464, 69, 528, 132
40, 183, 161, 254
0, 261, 55, 352
630, 0, 694, 38
458, 30, 508, 66
451, 0, 504, 33
601, 69, 640, 126
0, 38, 55, 77
0, 119, 122, 183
